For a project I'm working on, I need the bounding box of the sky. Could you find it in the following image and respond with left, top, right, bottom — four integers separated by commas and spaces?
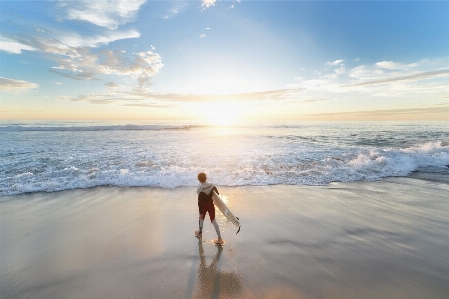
0, 0, 448, 124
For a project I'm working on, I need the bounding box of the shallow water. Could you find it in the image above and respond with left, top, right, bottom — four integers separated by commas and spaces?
1, 121, 448, 195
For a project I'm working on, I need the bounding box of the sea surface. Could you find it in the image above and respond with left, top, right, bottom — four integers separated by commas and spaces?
1, 121, 448, 196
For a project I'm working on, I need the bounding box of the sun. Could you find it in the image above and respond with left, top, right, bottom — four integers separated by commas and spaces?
204, 101, 247, 126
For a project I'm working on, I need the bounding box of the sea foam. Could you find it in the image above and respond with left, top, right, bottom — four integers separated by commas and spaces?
0, 124, 194, 131
1, 123, 448, 196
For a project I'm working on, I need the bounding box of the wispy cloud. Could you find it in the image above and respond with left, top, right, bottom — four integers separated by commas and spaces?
0, 37, 35, 54
326, 59, 344, 66
292, 58, 449, 101
0, 77, 38, 91
420, 103, 449, 107
105, 82, 120, 88
49, 69, 102, 81
61, 88, 303, 106
164, 2, 189, 19
334, 66, 346, 75
292, 77, 340, 93
59, 29, 140, 47
122, 103, 176, 108
5, 21, 141, 52
302, 99, 326, 103
345, 69, 449, 87
303, 105, 449, 121
376, 61, 418, 70
61, 0, 147, 30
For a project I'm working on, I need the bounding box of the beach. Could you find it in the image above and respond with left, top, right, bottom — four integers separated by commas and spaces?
2, 0, 449, 297
2, 0, 449, 296
1, 173, 448, 299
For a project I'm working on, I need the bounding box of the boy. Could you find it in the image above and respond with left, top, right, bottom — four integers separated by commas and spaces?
195, 172, 223, 244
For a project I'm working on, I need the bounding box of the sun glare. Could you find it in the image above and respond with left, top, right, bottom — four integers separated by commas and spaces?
205, 101, 246, 126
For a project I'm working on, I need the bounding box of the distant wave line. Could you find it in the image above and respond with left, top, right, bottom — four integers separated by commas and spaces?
0, 124, 204, 131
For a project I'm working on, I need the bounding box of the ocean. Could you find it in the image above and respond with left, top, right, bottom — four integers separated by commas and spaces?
1, 121, 448, 196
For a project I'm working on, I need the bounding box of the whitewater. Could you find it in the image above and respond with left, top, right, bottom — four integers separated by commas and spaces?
1, 121, 448, 196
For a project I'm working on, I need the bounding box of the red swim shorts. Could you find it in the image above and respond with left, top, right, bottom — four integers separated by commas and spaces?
200, 200, 216, 222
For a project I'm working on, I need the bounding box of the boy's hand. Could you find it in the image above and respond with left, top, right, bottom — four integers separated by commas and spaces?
199, 214, 203, 219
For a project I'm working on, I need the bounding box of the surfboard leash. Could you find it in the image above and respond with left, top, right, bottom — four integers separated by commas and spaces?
236, 217, 241, 234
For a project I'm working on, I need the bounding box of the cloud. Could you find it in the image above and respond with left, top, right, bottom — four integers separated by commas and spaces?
4, 24, 141, 51
200, 34, 206, 38
302, 99, 326, 103
202, 0, 216, 9
164, 2, 189, 18
348, 65, 376, 79
334, 66, 346, 75
3, 30, 163, 86
0, 77, 39, 91
105, 82, 120, 88
47, 46, 164, 85
345, 69, 449, 87
376, 61, 418, 70
420, 103, 449, 107
326, 59, 344, 66
62, 0, 147, 30
290, 57, 449, 106
59, 29, 140, 47
303, 106, 449, 121
49, 69, 102, 81
1, 3, 160, 87
61, 88, 303, 106
115, 88, 301, 103
293, 77, 340, 93
4, 12, 140, 49
0, 37, 35, 54
121, 103, 176, 108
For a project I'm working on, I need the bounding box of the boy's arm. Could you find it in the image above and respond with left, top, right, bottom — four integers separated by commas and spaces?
212, 186, 219, 195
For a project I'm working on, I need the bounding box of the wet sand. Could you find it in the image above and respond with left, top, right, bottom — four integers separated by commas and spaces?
1, 173, 448, 299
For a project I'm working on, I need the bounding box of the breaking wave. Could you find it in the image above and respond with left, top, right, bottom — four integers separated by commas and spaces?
1, 135, 448, 196
0, 124, 198, 132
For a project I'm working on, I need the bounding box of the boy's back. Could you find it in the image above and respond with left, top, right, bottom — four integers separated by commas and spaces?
197, 182, 219, 197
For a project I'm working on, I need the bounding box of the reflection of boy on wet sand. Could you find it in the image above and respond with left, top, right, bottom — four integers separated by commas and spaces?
195, 240, 241, 298
195, 172, 223, 245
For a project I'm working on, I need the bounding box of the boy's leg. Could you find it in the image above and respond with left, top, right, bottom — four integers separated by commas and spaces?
198, 215, 204, 234
207, 201, 222, 243
211, 219, 221, 239
195, 206, 205, 238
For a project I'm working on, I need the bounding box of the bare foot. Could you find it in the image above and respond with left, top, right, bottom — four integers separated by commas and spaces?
213, 238, 224, 245
195, 231, 202, 239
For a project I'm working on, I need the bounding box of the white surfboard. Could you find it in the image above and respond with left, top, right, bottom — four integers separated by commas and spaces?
212, 191, 241, 234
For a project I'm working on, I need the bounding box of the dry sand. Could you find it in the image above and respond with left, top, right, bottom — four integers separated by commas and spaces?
1, 173, 448, 299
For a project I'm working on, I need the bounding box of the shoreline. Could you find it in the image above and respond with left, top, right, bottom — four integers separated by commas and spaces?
1, 173, 448, 298
2, 170, 448, 199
